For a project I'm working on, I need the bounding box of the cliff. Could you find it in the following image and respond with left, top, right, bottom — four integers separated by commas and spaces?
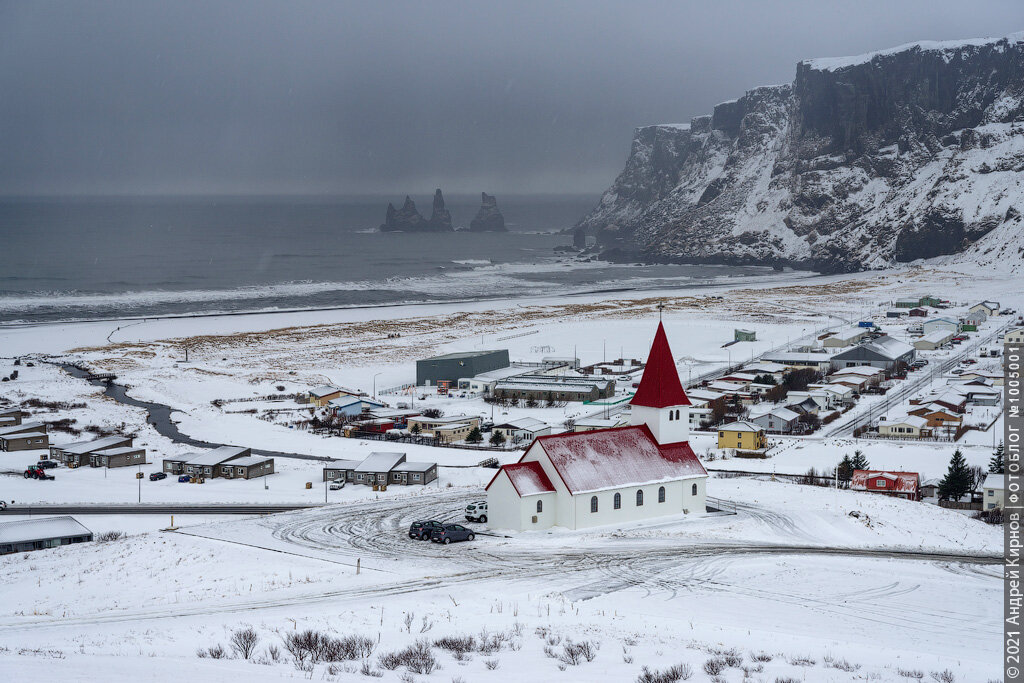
575, 32, 1024, 273
380, 190, 454, 232
469, 192, 507, 232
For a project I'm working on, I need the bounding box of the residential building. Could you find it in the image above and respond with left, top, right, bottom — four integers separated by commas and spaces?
308, 386, 346, 407
0, 408, 22, 428
163, 446, 273, 479
749, 407, 800, 434
89, 446, 148, 468
851, 470, 920, 501
1005, 328, 1024, 345
0, 421, 49, 451
0, 516, 93, 555
50, 435, 132, 466
908, 308, 928, 317
877, 415, 931, 439
323, 451, 437, 487
573, 416, 628, 433
980, 474, 1004, 510
921, 318, 961, 336
417, 349, 510, 388
717, 421, 766, 450
913, 329, 954, 350
407, 415, 481, 439
823, 327, 869, 348
485, 322, 707, 531
492, 376, 615, 403
492, 417, 551, 443
969, 301, 1000, 317
907, 404, 963, 430
829, 337, 915, 371
759, 351, 832, 372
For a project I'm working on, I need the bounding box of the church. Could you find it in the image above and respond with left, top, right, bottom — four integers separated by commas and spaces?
485, 322, 708, 531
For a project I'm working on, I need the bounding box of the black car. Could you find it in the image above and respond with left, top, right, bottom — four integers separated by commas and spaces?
36, 460, 58, 469
430, 524, 475, 544
409, 520, 444, 540
149, 472, 167, 481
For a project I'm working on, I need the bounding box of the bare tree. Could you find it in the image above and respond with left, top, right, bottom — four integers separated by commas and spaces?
231, 626, 260, 659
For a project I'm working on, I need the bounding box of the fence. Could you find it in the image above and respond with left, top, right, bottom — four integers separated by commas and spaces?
346, 430, 512, 452
938, 500, 982, 511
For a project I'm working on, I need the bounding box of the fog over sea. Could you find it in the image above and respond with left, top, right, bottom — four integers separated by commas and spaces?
0, 194, 779, 324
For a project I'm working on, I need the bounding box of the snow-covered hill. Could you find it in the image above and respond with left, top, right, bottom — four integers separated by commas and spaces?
576, 32, 1024, 273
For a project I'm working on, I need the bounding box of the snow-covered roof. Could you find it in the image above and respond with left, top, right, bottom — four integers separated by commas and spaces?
92, 446, 142, 456
720, 372, 758, 382
687, 389, 725, 401
490, 461, 556, 497
186, 445, 249, 466
884, 415, 929, 429
397, 461, 435, 472
831, 327, 868, 342
494, 380, 608, 393
917, 330, 953, 344
983, 474, 1005, 490
494, 417, 548, 432
832, 366, 884, 377
768, 408, 799, 422
531, 425, 706, 495
0, 421, 45, 436
59, 435, 130, 455
720, 421, 763, 433
411, 415, 477, 425
741, 362, 788, 374
324, 459, 362, 470
2, 430, 46, 440
802, 32, 1024, 72
328, 395, 362, 408
0, 516, 92, 545
761, 351, 831, 365
630, 322, 690, 408
863, 336, 915, 360
574, 417, 623, 429
851, 470, 920, 493
309, 385, 342, 397
225, 455, 272, 468
355, 451, 406, 473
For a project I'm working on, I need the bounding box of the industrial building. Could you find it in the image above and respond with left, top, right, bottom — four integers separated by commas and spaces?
829, 337, 915, 371
416, 349, 510, 388
492, 375, 615, 403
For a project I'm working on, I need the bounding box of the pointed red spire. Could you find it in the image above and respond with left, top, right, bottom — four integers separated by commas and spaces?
630, 322, 690, 408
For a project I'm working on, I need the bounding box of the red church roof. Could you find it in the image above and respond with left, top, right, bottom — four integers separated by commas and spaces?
486, 461, 556, 496
630, 322, 690, 408
529, 425, 705, 495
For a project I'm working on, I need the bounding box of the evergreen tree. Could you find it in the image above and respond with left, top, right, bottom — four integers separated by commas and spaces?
850, 449, 869, 471
489, 430, 506, 447
410, 423, 421, 435
465, 427, 483, 444
938, 449, 974, 501
836, 455, 854, 486
990, 442, 1005, 474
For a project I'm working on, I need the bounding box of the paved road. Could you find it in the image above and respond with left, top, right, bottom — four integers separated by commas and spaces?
0, 504, 321, 515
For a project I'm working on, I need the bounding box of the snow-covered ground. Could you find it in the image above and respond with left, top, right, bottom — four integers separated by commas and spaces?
0, 262, 1016, 681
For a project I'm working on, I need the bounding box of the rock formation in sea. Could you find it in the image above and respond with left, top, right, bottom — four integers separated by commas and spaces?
380, 190, 454, 232
469, 192, 507, 232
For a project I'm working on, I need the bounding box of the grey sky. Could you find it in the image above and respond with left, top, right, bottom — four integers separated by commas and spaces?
1, 0, 1020, 196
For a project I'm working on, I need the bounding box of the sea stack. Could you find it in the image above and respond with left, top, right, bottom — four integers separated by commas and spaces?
379, 196, 426, 232
425, 189, 454, 231
469, 192, 507, 232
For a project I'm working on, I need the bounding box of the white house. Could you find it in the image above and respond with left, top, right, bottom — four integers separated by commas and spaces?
486, 322, 708, 531
913, 329, 954, 350
980, 474, 1004, 510
492, 417, 551, 443
969, 301, 1000, 317
921, 317, 961, 336
823, 326, 869, 348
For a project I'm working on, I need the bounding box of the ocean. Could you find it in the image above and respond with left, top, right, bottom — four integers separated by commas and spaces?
0, 195, 778, 323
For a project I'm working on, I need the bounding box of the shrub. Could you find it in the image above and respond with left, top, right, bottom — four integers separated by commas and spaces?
230, 627, 259, 659
787, 655, 815, 666
898, 670, 924, 680
556, 640, 596, 666
703, 658, 726, 675
484, 658, 499, 670
636, 663, 693, 682
96, 531, 126, 543
379, 640, 437, 675
749, 651, 772, 662
433, 635, 475, 654
206, 644, 227, 659
930, 671, 956, 683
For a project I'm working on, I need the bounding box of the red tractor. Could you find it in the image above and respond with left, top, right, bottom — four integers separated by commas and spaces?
23, 467, 55, 481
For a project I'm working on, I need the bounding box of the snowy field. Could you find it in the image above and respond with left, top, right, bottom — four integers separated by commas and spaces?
0, 262, 1017, 680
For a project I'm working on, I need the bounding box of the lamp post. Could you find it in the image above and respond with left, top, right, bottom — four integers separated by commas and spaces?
373, 372, 383, 400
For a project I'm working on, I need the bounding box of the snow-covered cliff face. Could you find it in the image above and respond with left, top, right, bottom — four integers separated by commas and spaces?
576, 32, 1024, 273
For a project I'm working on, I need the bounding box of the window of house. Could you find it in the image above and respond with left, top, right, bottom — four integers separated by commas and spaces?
691, 483, 698, 496
658, 486, 665, 503
613, 493, 621, 510
989, 490, 994, 496
591, 496, 598, 513
536, 500, 543, 513
357, 473, 364, 481
636, 490, 644, 506
876, 479, 886, 487
413, 474, 420, 481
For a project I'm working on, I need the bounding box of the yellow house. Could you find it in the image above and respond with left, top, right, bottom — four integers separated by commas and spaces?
717, 421, 766, 450
1006, 328, 1024, 345
877, 415, 932, 439
309, 385, 345, 407
407, 415, 481, 439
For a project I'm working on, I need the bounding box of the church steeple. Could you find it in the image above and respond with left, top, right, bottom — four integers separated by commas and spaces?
630, 322, 690, 444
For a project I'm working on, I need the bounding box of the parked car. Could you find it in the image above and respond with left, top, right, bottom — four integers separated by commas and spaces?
430, 524, 475, 544
177, 474, 191, 482
149, 472, 167, 481
329, 481, 345, 490
36, 460, 58, 469
0, 501, 7, 510
465, 501, 488, 523
409, 520, 444, 540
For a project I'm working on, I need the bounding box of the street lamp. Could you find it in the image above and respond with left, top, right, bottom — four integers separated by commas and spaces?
373, 372, 383, 399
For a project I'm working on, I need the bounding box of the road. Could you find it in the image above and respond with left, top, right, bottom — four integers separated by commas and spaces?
0, 504, 320, 515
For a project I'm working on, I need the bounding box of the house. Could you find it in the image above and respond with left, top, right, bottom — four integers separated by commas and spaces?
323, 451, 437, 487
0, 408, 22, 428
492, 376, 615, 403
573, 416, 629, 433
417, 349, 510, 388
309, 386, 347, 407
485, 322, 707, 531
907, 403, 962, 429
717, 421, 766, 450
961, 385, 1000, 406
894, 298, 921, 309
908, 308, 928, 317
829, 337, 915, 371
749, 407, 800, 434
920, 479, 939, 499
911, 389, 967, 413
0, 516, 93, 555
886, 310, 907, 318
328, 395, 388, 419
50, 435, 132, 466
980, 474, 1004, 510
163, 446, 272, 479
740, 361, 789, 382
363, 408, 420, 429
759, 351, 832, 372
969, 301, 1000, 317
877, 415, 931, 439
492, 417, 551, 443
921, 318, 960, 336
851, 470, 920, 501
823, 327, 868, 348
913, 329, 954, 350
0, 421, 49, 452
809, 383, 855, 405
1006, 328, 1024, 345
962, 311, 987, 327
407, 415, 481, 441
89, 446, 148, 468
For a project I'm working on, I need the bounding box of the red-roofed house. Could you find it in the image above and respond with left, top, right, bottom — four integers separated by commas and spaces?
851, 470, 921, 501
486, 323, 708, 530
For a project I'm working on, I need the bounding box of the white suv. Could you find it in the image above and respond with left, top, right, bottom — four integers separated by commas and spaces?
465, 501, 487, 523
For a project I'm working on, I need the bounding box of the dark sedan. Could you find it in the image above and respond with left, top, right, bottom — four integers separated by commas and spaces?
409, 520, 445, 540
430, 524, 475, 544
149, 472, 167, 481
